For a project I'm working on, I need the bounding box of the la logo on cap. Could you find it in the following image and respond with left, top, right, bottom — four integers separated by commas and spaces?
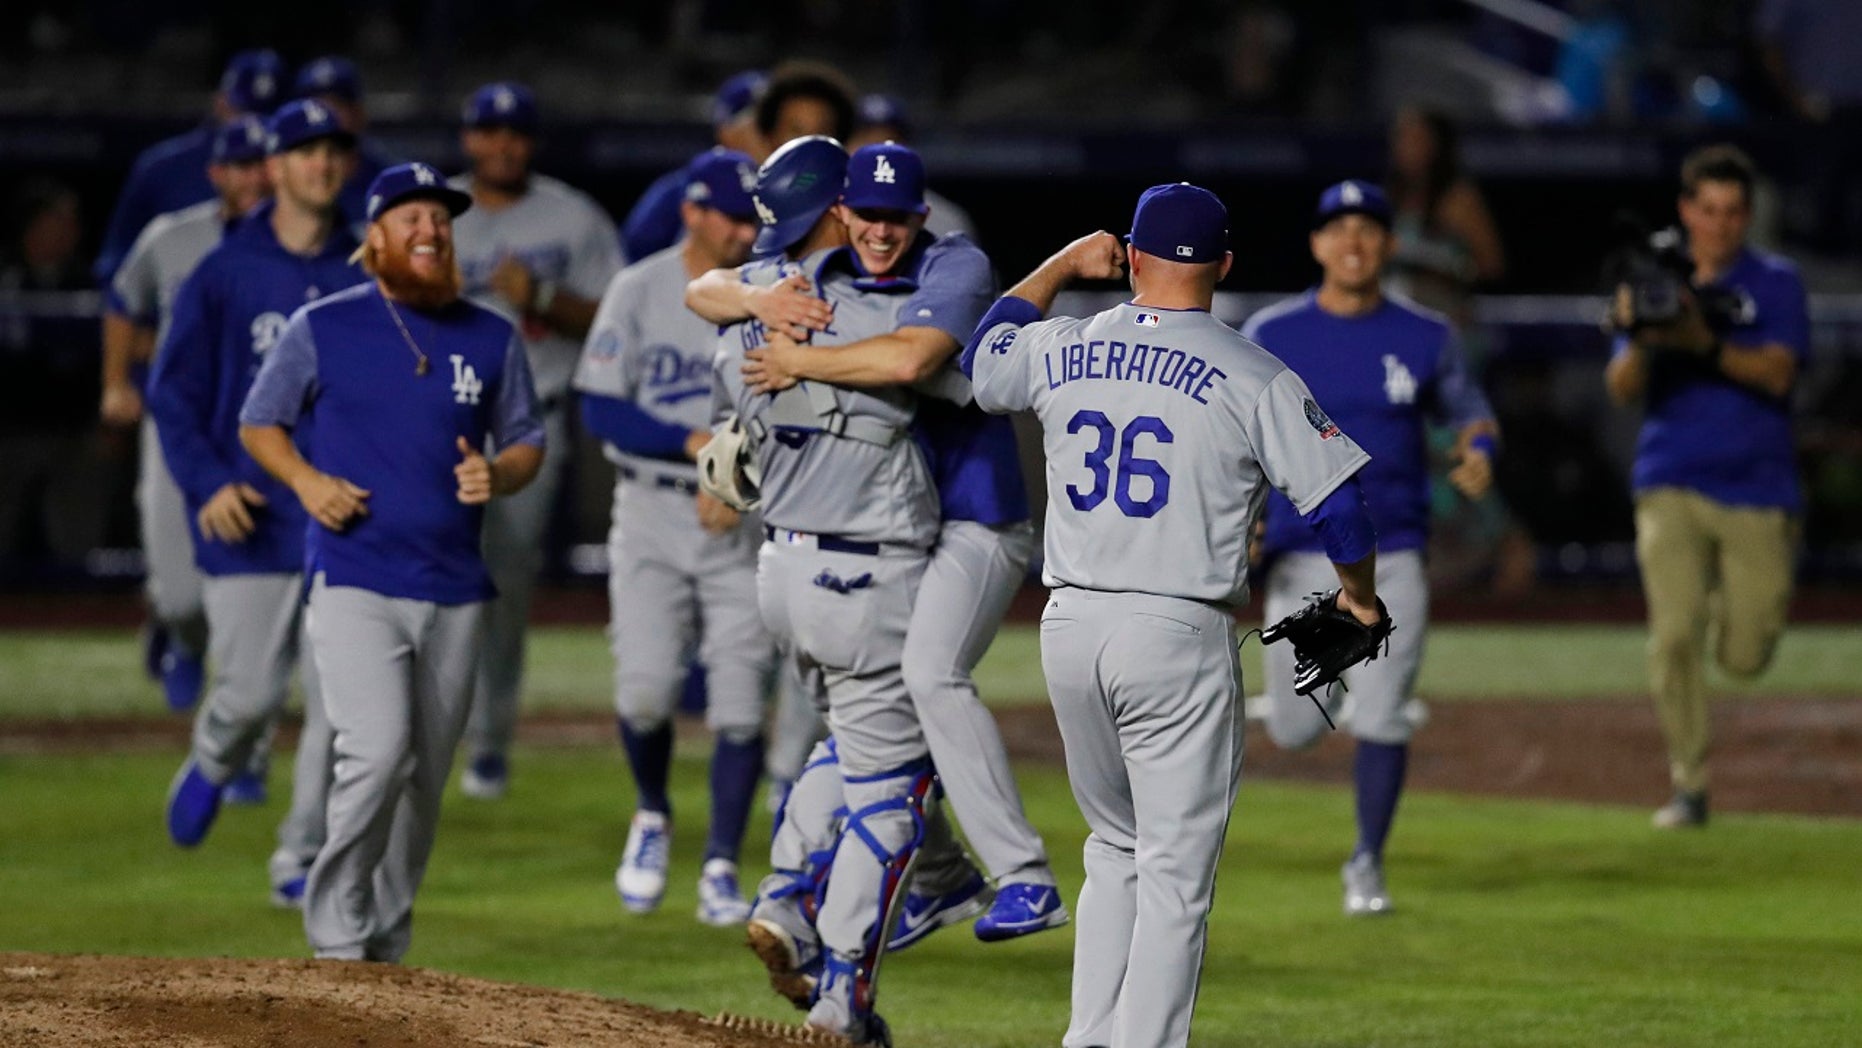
306, 102, 328, 125
1341, 181, 1363, 205
494, 86, 516, 112
873, 155, 896, 185
414, 165, 436, 185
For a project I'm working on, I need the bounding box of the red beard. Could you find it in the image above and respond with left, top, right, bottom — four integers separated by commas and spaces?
374, 241, 462, 312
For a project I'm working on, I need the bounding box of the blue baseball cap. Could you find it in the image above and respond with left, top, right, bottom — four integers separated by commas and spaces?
265, 99, 357, 155
462, 82, 539, 134
751, 135, 849, 256
856, 94, 911, 135
364, 162, 472, 224
712, 70, 767, 126
219, 49, 286, 115
1128, 183, 1228, 264
842, 142, 928, 215
1313, 180, 1392, 230
211, 115, 269, 165
684, 148, 759, 221
295, 56, 362, 103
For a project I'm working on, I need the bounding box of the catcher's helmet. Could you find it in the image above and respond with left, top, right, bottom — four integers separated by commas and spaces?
751, 135, 849, 256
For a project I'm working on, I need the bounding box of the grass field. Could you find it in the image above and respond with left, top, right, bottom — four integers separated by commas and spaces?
3, 624, 1861, 1046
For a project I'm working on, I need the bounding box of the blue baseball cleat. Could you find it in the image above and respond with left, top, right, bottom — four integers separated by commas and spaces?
460, 751, 508, 801
271, 874, 308, 910
887, 870, 990, 951
158, 644, 205, 714
166, 761, 224, 848
223, 769, 268, 806
974, 881, 1071, 942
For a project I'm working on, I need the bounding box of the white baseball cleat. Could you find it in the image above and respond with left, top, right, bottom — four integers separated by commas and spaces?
1342, 852, 1392, 916
696, 858, 753, 926
615, 810, 671, 913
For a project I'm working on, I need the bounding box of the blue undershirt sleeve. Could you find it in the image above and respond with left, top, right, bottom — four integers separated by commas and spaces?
1303, 473, 1377, 565
582, 393, 691, 462
960, 295, 1043, 378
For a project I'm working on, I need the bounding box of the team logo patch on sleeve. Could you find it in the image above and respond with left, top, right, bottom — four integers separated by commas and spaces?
988, 328, 1018, 355
1304, 397, 1341, 440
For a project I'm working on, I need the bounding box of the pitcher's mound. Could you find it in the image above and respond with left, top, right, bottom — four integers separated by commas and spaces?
0, 953, 828, 1047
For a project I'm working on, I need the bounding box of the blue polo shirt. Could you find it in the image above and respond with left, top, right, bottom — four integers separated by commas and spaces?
1243, 291, 1494, 557
1619, 246, 1809, 511
241, 284, 546, 605
94, 125, 217, 284
148, 201, 364, 576
829, 231, 1029, 527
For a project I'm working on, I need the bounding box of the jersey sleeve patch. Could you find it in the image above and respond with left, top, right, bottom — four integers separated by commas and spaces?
1303, 397, 1341, 440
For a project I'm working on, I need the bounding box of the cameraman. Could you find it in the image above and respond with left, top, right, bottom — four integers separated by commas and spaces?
1605, 144, 1808, 830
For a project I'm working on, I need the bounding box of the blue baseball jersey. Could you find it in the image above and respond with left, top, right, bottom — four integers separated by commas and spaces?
825, 231, 1028, 526
619, 167, 689, 264
240, 284, 545, 605
1617, 246, 1809, 511
148, 201, 364, 576
1243, 292, 1493, 557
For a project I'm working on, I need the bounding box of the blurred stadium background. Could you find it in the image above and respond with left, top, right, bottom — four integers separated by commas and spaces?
2, 0, 1859, 598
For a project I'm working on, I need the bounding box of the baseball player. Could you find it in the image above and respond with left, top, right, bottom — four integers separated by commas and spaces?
238, 162, 545, 961
449, 82, 624, 799
150, 99, 361, 909
103, 115, 270, 715
573, 147, 770, 925
704, 142, 1065, 942
847, 96, 978, 243
620, 70, 767, 263
1242, 180, 1498, 916
965, 184, 1383, 1048
291, 56, 396, 224
94, 49, 286, 284
699, 135, 981, 1043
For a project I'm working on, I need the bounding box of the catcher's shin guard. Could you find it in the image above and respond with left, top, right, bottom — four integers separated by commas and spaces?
833, 758, 939, 1015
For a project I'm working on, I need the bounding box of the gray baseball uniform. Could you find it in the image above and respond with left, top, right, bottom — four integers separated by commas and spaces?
719, 248, 975, 1003
576, 245, 774, 739
112, 200, 220, 652
450, 173, 623, 769
971, 301, 1370, 1048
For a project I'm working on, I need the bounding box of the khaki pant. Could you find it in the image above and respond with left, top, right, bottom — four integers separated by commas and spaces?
1634, 487, 1796, 792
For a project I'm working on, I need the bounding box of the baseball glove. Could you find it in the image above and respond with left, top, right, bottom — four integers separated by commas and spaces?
1261, 590, 1395, 698
697, 415, 763, 512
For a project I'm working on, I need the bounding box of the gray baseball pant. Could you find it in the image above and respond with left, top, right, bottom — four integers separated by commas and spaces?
607, 481, 773, 738
903, 519, 1053, 888
467, 403, 570, 762
766, 661, 827, 784
191, 573, 313, 783
137, 415, 205, 654
270, 677, 334, 886
757, 540, 957, 975
1263, 550, 1428, 749
1039, 587, 1244, 1048
301, 577, 484, 962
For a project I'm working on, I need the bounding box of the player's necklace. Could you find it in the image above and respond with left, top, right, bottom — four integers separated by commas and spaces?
381, 294, 431, 376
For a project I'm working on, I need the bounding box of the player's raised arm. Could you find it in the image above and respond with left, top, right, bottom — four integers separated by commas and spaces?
686, 267, 832, 338
963, 231, 1126, 413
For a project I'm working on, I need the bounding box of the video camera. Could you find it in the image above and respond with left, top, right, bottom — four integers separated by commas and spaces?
1603, 219, 1753, 334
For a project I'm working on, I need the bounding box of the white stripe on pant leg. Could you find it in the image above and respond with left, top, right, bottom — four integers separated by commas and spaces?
301, 581, 419, 960
192, 573, 305, 783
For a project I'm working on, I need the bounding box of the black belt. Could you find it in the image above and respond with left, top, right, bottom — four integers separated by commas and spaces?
619, 465, 699, 495
765, 526, 882, 557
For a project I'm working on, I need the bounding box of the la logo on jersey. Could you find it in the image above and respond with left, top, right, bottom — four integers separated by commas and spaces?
250, 312, 288, 354
873, 155, 897, 184
450, 354, 483, 405
1382, 354, 1417, 404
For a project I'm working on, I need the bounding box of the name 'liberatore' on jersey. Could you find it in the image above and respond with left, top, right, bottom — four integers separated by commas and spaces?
967, 301, 1370, 605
